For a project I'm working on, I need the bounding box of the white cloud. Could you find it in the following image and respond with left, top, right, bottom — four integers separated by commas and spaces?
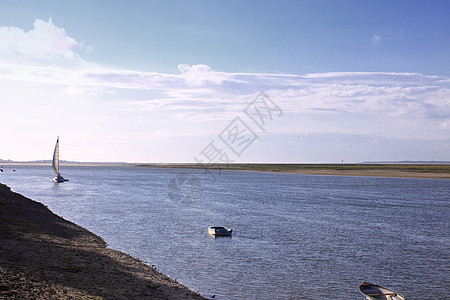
0, 18, 81, 60
178, 63, 230, 86
372, 34, 381, 46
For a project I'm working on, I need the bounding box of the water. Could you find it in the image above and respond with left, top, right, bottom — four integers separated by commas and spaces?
0, 165, 448, 299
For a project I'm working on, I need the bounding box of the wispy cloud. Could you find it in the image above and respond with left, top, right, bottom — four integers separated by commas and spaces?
442, 119, 450, 129
371, 34, 381, 46
1, 58, 449, 125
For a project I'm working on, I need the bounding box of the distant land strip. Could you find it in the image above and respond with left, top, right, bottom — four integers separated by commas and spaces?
1, 161, 449, 179
137, 163, 450, 179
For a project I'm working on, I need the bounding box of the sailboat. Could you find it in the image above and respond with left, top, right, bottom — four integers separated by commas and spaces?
52, 136, 68, 183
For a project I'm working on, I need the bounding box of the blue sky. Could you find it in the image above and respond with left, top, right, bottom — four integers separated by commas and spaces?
0, 1, 449, 163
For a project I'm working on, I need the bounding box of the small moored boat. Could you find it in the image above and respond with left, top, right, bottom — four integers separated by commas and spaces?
359, 281, 406, 300
208, 226, 232, 236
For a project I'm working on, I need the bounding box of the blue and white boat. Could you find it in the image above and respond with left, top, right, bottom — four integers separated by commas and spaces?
208, 226, 232, 236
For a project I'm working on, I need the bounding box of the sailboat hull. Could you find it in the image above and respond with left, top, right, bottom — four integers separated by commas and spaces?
53, 175, 68, 183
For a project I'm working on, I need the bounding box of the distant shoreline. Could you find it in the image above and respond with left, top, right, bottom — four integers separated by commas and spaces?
0, 162, 128, 167
138, 163, 450, 179
1, 162, 449, 179
276, 168, 450, 179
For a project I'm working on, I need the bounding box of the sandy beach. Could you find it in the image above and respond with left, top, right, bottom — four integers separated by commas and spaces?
142, 163, 450, 179
276, 168, 450, 179
0, 183, 205, 299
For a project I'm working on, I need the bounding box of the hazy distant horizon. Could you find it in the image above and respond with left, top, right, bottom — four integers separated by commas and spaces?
1, 1, 449, 163
1, 159, 449, 166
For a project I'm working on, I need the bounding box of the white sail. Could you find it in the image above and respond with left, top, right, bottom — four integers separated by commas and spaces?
52, 137, 60, 175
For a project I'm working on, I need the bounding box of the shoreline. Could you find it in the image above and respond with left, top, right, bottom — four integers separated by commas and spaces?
0, 183, 205, 299
138, 163, 450, 179
275, 168, 450, 179
2, 162, 450, 179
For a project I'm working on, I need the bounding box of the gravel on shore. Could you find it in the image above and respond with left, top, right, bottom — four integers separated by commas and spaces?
0, 183, 206, 299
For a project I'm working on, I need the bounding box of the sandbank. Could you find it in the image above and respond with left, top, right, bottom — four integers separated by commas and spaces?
276, 168, 450, 179
139, 163, 450, 179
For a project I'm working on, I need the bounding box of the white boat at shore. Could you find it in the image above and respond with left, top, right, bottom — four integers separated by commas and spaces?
359, 281, 406, 300
52, 137, 68, 183
208, 226, 232, 236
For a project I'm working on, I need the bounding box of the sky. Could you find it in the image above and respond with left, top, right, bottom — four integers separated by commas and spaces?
0, 0, 449, 163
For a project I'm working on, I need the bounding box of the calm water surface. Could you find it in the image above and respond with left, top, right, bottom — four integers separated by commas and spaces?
1, 165, 448, 299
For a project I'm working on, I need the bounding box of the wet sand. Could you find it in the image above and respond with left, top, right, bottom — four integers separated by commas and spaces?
276, 169, 450, 179
141, 163, 450, 179
0, 183, 205, 299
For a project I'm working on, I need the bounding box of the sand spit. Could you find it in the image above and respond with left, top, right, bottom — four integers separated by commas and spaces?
0, 183, 205, 300
144, 164, 450, 179
277, 169, 450, 179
